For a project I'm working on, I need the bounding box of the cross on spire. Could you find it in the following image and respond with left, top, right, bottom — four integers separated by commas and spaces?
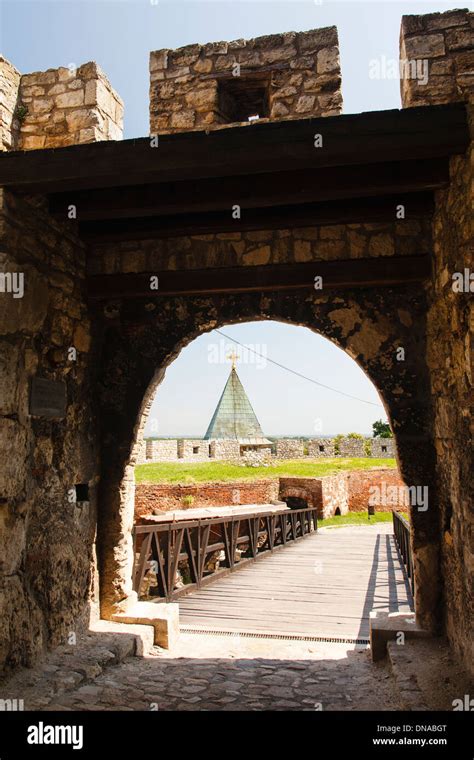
227, 349, 238, 369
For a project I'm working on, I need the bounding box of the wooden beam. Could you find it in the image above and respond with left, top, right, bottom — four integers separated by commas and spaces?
86, 254, 431, 300
49, 159, 449, 221
0, 103, 467, 194
79, 192, 433, 242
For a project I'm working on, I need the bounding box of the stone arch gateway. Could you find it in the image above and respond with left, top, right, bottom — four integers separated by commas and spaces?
0, 9, 472, 677
97, 290, 437, 630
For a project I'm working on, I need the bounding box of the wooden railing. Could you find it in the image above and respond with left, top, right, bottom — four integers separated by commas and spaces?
133, 506, 318, 601
392, 509, 415, 598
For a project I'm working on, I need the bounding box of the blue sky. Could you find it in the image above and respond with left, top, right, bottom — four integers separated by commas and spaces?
1, 0, 457, 436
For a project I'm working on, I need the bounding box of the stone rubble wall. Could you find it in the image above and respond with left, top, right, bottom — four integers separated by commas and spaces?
307, 438, 336, 456
177, 438, 211, 461
138, 435, 396, 462
87, 219, 432, 276
400, 8, 474, 675
428, 99, 473, 672
211, 439, 241, 459
0, 190, 100, 675
146, 438, 177, 462
339, 439, 367, 457
0, 57, 123, 151
371, 438, 397, 458
275, 439, 305, 458
150, 27, 342, 134
400, 9, 474, 107
0, 56, 21, 150
17, 62, 123, 149
0, 54, 123, 675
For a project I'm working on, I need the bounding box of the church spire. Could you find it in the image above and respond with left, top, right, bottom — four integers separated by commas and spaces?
204, 360, 266, 441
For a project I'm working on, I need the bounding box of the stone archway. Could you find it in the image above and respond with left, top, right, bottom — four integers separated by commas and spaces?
96, 286, 439, 632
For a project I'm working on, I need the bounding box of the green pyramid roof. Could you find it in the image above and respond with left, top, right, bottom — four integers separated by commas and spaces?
204, 367, 266, 440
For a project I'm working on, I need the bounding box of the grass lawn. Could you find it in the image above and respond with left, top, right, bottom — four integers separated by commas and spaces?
135, 457, 397, 484
318, 511, 406, 528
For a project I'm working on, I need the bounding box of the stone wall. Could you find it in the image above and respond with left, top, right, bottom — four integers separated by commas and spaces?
150, 27, 342, 134
0, 190, 99, 674
0, 54, 122, 674
177, 438, 210, 460
211, 439, 241, 459
400, 9, 474, 107
88, 219, 432, 276
338, 438, 367, 457
400, 8, 474, 674
370, 438, 397, 458
0, 56, 20, 150
138, 435, 396, 462
0, 57, 123, 151
17, 62, 123, 149
307, 438, 335, 456
146, 439, 177, 461
275, 439, 305, 458
428, 102, 473, 672
135, 479, 279, 515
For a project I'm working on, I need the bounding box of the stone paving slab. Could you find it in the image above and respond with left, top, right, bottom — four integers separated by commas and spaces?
0, 620, 154, 711
40, 633, 402, 712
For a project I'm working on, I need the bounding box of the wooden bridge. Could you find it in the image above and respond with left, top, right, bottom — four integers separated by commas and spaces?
134, 508, 413, 643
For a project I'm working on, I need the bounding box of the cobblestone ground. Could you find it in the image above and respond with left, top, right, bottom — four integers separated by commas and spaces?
43, 634, 401, 711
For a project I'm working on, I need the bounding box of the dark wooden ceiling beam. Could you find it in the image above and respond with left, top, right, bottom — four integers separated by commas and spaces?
79, 192, 433, 242
87, 254, 431, 300
0, 103, 467, 194
48, 158, 449, 222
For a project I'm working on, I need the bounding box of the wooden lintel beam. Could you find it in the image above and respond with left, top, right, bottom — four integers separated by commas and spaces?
86, 254, 431, 300
80, 192, 433, 242
0, 103, 467, 195
49, 159, 448, 222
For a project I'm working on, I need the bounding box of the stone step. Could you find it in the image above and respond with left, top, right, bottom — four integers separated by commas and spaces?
0, 620, 154, 711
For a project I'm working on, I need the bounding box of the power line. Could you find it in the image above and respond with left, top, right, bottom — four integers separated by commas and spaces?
214, 328, 384, 408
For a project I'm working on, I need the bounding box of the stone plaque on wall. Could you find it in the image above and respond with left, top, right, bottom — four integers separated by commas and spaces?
29, 377, 67, 419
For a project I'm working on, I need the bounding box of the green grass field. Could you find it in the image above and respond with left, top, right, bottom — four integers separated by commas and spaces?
318, 511, 405, 528
135, 457, 397, 484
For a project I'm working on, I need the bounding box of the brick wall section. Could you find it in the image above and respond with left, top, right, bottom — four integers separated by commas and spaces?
400, 9, 474, 107
135, 479, 280, 515
17, 62, 123, 149
135, 468, 403, 519
347, 469, 406, 511
0, 56, 21, 150
150, 27, 342, 134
